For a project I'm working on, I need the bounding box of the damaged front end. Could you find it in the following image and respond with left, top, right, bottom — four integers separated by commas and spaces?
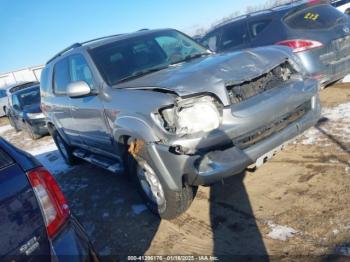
226, 61, 302, 104
147, 58, 320, 188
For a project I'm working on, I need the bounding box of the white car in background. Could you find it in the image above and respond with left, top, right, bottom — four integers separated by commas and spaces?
331, 0, 350, 14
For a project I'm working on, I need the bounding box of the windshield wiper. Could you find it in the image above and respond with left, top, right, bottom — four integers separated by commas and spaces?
116, 65, 169, 84
170, 52, 210, 65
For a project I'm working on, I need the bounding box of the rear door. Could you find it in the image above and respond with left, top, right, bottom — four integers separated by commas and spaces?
0, 148, 50, 260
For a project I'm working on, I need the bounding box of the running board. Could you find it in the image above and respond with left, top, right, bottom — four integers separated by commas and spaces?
73, 149, 124, 174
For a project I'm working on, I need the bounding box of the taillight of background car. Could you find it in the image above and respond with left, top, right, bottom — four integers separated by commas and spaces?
27, 167, 69, 238
275, 39, 324, 53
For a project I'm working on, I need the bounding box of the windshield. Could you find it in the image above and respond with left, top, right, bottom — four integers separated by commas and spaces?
90, 30, 209, 85
14, 87, 40, 109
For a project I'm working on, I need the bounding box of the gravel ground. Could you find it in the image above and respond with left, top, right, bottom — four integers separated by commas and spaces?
0, 83, 350, 261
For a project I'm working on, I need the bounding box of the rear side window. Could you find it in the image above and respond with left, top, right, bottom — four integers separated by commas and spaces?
249, 19, 272, 39
284, 4, 345, 30
53, 58, 70, 95
0, 148, 14, 170
220, 21, 249, 51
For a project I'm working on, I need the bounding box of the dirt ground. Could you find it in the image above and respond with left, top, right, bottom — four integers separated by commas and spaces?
1, 84, 350, 261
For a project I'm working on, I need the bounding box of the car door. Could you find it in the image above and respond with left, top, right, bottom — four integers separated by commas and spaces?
51, 57, 83, 147
67, 53, 114, 155
218, 20, 250, 52
10, 94, 24, 129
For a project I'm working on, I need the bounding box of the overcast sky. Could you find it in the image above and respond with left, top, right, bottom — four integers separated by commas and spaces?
0, 0, 267, 73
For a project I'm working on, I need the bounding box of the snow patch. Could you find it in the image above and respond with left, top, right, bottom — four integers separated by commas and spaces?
299, 102, 350, 145
28, 140, 71, 176
267, 221, 297, 241
0, 124, 12, 134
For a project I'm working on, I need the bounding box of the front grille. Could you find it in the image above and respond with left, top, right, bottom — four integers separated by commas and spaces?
233, 101, 311, 149
225, 61, 296, 105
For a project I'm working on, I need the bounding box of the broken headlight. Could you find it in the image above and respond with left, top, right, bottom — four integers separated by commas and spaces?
161, 96, 221, 135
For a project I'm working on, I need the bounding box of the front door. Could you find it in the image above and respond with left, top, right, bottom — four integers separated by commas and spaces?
67, 54, 114, 155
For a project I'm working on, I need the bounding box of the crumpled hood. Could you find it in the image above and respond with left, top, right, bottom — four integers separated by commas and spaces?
115, 46, 294, 105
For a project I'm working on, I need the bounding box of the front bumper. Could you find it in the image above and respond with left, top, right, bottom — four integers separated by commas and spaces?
27, 118, 49, 135
145, 80, 321, 190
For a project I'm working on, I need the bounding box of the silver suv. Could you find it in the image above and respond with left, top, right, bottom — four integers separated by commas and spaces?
41, 29, 321, 219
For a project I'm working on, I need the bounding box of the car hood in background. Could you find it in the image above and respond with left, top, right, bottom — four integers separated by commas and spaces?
115, 46, 294, 105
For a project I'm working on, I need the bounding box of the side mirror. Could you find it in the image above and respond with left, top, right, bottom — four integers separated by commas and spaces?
67, 81, 91, 98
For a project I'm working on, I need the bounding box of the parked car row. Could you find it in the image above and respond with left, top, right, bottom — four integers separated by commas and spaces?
200, 0, 350, 88
1, 0, 349, 260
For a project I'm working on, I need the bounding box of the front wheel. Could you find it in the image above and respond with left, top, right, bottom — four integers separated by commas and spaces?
127, 142, 197, 219
51, 129, 78, 166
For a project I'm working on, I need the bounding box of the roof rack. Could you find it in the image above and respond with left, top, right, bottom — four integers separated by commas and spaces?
46, 33, 124, 65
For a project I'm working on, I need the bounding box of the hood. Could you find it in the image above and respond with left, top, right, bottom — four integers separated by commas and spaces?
22, 103, 42, 114
115, 46, 294, 105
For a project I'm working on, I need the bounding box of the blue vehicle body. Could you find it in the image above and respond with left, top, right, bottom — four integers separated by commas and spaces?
0, 137, 98, 261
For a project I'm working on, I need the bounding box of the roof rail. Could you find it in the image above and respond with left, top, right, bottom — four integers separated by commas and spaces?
46, 43, 81, 65
46, 33, 124, 65
80, 33, 124, 45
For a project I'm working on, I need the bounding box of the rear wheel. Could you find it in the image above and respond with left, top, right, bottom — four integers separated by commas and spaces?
127, 140, 197, 219
51, 129, 78, 166
24, 121, 41, 140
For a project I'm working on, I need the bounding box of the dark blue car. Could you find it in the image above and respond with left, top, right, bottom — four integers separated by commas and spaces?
0, 137, 98, 261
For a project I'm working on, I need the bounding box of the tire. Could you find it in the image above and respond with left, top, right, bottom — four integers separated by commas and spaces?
127, 141, 197, 219
8, 114, 20, 132
24, 121, 41, 140
51, 129, 78, 166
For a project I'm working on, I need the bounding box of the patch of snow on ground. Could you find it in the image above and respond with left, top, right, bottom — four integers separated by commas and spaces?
299, 102, 350, 145
0, 125, 12, 134
267, 221, 298, 241
28, 140, 71, 176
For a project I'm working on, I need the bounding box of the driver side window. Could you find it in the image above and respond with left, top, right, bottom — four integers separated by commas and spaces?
69, 54, 95, 90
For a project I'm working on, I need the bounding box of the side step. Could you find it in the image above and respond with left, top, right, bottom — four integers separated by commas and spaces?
73, 149, 124, 174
